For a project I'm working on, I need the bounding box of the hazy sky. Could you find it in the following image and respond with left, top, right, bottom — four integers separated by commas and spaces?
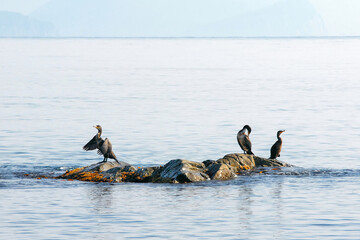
311, 0, 360, 35
1, 0, 360, 36
0, 0, 49, 14
1, 0, 360, 16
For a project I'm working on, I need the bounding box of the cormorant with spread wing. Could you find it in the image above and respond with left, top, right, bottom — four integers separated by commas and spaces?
83, 125, 119, 163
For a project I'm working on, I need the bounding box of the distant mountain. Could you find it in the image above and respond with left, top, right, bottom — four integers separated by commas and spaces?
0, 11, 54, 37
29, 0, 325, 37
0, 0, 326, 37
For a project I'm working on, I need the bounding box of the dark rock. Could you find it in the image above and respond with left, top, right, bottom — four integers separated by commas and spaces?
207, 163, 235, 180
253, 156, 293, 167
119, 166, 162, 183
203, 160, 216, 167
156, 159, 210, 183
216, 153, 256, 172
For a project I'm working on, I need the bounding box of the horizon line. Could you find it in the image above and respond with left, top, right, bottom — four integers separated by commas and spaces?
1, 36, 360, 40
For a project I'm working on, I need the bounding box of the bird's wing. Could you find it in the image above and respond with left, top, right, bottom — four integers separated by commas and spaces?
270, 142, 278, 159
244, 135, 252, 152
237, 133, 246, 150
83, 135, 98, 151
237, 133, 242, 146
97, 138, 110, 155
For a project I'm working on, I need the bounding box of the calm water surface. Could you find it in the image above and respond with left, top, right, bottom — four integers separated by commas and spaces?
1, 38, 360, 239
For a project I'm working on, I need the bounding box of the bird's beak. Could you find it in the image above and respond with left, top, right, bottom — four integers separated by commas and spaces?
93, 125, 97, 129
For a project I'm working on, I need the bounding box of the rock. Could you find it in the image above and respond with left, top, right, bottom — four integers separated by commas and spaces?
157, 159, 210, 183
207, 163, 235, 180
101, 165, 136, 182
203, 160, 216, 167
56, 153, 293, 183
215, 153, 256, 173
116, 166, 162, 183
253, 156, 293, 167
57, 161, 131, 182
205, 154, 255, 180
134, 166, 161, 182
84, 161, 131, 172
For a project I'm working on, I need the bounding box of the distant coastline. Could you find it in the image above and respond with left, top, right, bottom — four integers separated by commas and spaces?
2, 0, 360, 38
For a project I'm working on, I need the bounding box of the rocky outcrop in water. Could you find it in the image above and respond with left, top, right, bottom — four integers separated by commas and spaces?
57, 153, 292, 183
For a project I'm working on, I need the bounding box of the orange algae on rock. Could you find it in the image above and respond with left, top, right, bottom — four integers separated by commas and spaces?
239, 165, 251, 170
77, 171, 110, 182
119, 171, 136, 182
63, 167, 85, 176
57, 166, 114, 182
60, 170, 112, 182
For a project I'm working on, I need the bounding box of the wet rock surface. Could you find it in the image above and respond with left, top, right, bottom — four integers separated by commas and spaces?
207, 163, 235, 180
57, 153, 293, 183
253, 155, 292, 167
157, 159, 210, 183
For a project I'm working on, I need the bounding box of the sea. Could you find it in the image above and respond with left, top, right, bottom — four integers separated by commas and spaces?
1, 38, 360, 239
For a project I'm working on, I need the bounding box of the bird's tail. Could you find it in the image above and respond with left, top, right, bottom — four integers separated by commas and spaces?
247, 151, 254, 155
110, 151, 120, 163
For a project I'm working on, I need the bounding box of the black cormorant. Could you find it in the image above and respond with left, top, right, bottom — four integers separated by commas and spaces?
270, 130, 285, 159
83, 125, 119, 163
237, 125, 254, 155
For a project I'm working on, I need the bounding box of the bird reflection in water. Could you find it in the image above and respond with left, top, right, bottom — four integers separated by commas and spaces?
271, 178, 284, 240
236, 183, 254, 232
235, 177, 284, 239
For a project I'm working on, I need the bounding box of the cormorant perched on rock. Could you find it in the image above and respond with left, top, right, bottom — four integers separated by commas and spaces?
270, 130, 285, 159
83, 125, 119, 163
237, 125, 254, 155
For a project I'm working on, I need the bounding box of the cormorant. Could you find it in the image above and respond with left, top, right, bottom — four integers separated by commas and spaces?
270, 130, 285, 159
83, 125, 119, 163
237, 125, 254, 155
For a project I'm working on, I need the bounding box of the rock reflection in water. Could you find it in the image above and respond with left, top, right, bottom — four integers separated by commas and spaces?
86, 184, 115, 214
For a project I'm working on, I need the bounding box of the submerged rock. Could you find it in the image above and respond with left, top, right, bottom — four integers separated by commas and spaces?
57, 153, 292, 183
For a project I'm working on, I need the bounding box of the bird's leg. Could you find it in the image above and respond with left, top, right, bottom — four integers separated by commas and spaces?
103, 157, 107, 162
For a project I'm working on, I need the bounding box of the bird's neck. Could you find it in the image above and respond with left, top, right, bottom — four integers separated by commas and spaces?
277, 135, 282, 142
239, 129, 246, 135
97, 130, 102, 138
246, 127, 251, 136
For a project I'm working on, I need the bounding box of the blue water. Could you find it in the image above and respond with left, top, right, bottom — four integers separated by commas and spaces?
1, 38, 360, 239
